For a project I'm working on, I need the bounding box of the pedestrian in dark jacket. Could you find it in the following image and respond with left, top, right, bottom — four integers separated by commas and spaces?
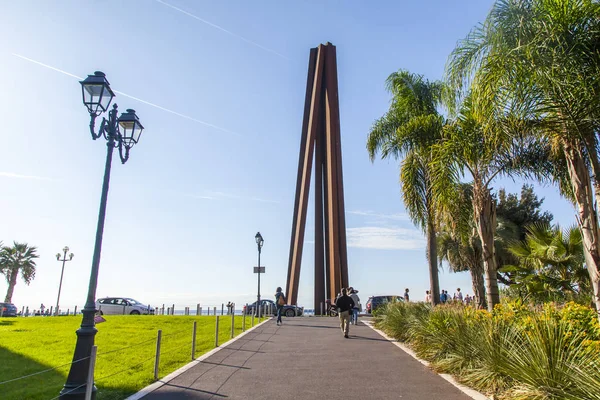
335, 288, 355, 338
274, 287, 286, 326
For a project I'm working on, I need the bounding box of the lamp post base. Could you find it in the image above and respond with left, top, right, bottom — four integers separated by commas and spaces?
59, 308, 97, 400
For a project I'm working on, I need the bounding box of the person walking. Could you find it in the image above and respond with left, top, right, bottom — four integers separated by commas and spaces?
348, 288, 361, 325
440, 290, 447, 304
403, 288, 410, 302
335, 288, 355, 338
454, 288, 463, 303
274, 287, 286, 326
425, 290, 432, 303
464, 294, 472, 305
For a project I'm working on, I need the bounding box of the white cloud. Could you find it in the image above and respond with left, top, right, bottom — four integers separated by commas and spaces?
348, 210, 410, 221
346, 226, 425, 250
0, 172, 53, 181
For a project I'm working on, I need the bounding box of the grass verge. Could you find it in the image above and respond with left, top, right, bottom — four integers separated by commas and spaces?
0, 314, 260, 400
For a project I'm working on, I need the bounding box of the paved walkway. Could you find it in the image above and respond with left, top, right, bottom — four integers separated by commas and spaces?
141, 317, 472, 400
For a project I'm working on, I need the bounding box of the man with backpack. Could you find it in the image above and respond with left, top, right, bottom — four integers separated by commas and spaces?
275, 287, 286, 326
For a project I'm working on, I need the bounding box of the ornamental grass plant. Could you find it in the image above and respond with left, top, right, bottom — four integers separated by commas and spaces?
374, 301, 600, 400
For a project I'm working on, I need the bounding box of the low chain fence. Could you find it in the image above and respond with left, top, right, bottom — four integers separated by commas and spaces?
4, 302, 284, 318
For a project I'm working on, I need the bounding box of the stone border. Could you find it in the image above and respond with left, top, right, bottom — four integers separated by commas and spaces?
125, 317, 273, 400
363, 321, 490, 400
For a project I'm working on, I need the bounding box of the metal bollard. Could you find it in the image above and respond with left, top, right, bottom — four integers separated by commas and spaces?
84, 346, 97, 400
196, 304, 200, 316
231, 307, 235, 338
191, 321, 197, 360
251, 313, 255, 327
172, 304, 175, 315
74, 306, 78, 315
215, 316, 220, 347
221, 303, 224, 316
200, 307, 203, 316
123, 304, 126, 315
162, 304, 165, 315
213, 306, 216, 316
49, 306, 53, 316
242, 311, 246, 332
320, 302, 324, 316
154, 330, 162, 380
67, 309, 70, 316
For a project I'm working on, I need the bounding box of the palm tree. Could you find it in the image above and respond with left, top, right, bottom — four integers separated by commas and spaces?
446, 0, 600, 318
502, 223, 590, 302
0, 242, 39, 303
430, 98, 551, 310
367, 70, 444, 305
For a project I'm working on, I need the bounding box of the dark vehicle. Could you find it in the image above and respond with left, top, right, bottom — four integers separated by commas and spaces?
0, 302, 18, 317
365, 295, 402, 314
243, 300, 304, 317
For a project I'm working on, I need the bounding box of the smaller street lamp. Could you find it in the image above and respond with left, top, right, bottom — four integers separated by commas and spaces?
55, 246, 74, 316
255, 232, 264, 318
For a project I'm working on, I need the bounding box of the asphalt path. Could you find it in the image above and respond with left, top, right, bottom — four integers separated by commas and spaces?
141, 317, 472, 400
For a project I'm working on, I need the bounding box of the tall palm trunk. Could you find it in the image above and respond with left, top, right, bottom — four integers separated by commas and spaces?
563, 139, 600, 322
469, 265, 486, 309
468, 233, 486, 309
426, 217, 441, 305
473, 181, 500, 311
4, 267, 18, 303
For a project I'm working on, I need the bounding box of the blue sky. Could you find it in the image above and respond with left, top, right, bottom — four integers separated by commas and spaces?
0, 1, 575, 311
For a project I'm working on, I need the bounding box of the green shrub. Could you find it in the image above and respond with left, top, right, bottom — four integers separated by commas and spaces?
375, 301, 600, 400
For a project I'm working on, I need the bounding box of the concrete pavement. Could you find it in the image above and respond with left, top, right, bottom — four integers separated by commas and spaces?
139, 317, 473, 400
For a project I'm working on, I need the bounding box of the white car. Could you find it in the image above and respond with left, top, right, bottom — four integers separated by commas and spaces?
96, 297, 154, 315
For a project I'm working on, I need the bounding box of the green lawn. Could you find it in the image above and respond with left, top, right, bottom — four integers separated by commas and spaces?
0, 314, 262, 400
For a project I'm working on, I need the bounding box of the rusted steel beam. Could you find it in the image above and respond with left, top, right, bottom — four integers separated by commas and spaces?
286, 46, 325, 306
323, 44, 343, 301
325, 44, 349, 289
314, 107, 325, 315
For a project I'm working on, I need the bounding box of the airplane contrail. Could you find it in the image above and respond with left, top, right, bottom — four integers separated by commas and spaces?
12, 53, 238, 135
155, 0, 289, 60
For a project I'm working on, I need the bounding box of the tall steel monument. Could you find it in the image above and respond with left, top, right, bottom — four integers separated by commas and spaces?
286, 43, 348, 314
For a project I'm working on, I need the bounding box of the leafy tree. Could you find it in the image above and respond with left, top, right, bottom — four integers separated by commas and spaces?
495, 184, 554, 285
367, 70, 444, 305
496, 185, 553, 241
446, 0, 600, 319
0, 242, 39, 303
501, 223, 590, 303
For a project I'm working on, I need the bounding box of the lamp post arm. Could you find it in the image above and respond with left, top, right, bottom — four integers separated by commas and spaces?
89, 115, 107, 140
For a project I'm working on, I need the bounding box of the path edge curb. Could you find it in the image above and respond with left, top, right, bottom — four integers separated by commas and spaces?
125, 317, 273, 400
363, 321, 490, 400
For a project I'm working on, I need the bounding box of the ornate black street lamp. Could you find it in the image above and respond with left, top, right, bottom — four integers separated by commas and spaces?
255, 232, 264, 318
55, 246, 74, 316
60, 71, 144, 399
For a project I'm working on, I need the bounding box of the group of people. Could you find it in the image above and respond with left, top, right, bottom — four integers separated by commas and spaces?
225, 302, 236, 315
273, 286, 362, 338
424, 288, 474, 305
